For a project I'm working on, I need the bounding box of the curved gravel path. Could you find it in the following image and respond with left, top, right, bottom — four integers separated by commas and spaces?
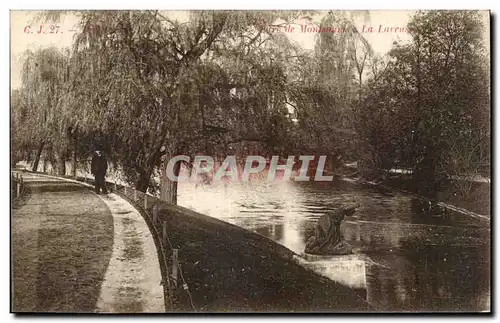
94, 190, 164, 313
11, 172, 164, 313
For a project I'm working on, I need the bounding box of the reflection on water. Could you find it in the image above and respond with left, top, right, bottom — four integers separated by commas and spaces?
178, 179, 490, 312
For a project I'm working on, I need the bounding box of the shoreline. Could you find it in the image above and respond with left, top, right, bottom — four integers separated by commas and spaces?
334, 164, 490, 219
150, 199, 372, 312
16, 169, 372, 312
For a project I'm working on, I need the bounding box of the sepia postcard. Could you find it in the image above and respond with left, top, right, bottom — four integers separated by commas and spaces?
10, 9, 491, 313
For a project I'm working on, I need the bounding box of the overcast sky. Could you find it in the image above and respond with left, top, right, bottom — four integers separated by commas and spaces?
10, 10, 489, 89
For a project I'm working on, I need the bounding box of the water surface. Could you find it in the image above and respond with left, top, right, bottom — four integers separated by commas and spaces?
178, 179, 490, 312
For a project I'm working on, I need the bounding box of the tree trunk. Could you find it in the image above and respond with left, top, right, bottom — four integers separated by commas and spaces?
71, 136, 77, 178
55, 151, 66, 176
413, 148, 439, 198
160, 154, 180, 205
32, 142, 45, 172
136, 168, 153, 193
327, 153, 336, 173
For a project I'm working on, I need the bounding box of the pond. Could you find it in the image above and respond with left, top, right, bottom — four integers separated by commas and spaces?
178, 178, 490, 312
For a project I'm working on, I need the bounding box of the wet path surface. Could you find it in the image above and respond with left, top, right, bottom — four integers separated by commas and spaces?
179, 179, 490, 312
11, 173, 164, 313
95, 190, 164, 313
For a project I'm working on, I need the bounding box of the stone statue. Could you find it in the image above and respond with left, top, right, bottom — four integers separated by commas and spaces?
305, 202, 360, 255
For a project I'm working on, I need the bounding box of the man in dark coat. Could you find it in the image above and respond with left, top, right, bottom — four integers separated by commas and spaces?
91, 150, 108, 194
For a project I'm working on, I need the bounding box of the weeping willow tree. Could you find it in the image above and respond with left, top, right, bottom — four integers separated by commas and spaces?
11, 89, 28, 166
286, 11, 373, 165
62, 10, 305, 203
24, 10, 366, 203
315, 12, 373, 140
15, 47, 72, 174
64, 11, 234, 202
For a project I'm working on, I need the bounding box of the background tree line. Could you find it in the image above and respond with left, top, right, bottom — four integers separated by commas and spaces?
354, 11, 489, 197
11, 10, 490, 204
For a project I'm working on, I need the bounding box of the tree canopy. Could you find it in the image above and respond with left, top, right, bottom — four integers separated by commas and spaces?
12, 10, 490, 203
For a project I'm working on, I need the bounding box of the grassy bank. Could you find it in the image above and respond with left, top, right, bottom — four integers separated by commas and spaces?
337, 164, 490, 217
147, 201, 371, 312
382, 176, 490, 217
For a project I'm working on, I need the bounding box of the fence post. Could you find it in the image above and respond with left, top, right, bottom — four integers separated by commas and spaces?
172, 249, 179, 288
16, 181, 20, 198
162, 221, 168, 247
134, 189, 137, 201
152, 204, 157, 225
114, 181, 117, 191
